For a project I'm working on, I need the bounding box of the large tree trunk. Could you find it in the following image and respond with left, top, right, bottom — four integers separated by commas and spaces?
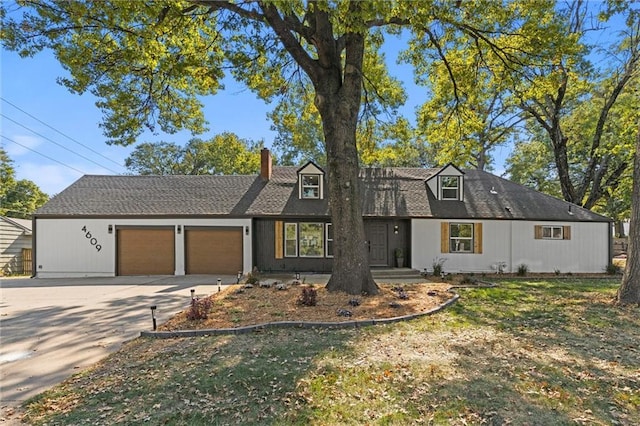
314, 32, 377, 295
323, 108, 378, 295
617, 120, 640, 305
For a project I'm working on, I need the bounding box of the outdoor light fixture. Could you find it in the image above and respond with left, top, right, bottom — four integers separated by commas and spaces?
177, 225, 182, 234
245, 226, 250, 236
190, 289, 195, 300
295, 272, 300, 281
393, 225, 399, 234
150, 305, 157, 331
217, 278, 222, 292
108, 225, 113, 234
237, 271, 242, 284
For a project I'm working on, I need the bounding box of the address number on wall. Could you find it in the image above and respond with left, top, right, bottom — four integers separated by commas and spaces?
81, 226, 102, 252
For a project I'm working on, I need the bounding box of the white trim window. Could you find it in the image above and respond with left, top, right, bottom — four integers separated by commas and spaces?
325, 223, 334, 258
542, 225, 563, 240
440, 176, 459, 200
450, 223, 473, 252
284, 223, 298, 257
299, 223, 324, 257
301, 175, 321, 199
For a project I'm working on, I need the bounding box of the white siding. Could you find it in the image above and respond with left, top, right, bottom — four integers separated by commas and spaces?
1, 220, 32, 275
411, 219, 609, 274
35, 218, 253, 278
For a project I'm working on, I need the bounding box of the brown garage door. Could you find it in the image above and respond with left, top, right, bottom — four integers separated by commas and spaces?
117, 228, 175, 275
185, 227, 243, 275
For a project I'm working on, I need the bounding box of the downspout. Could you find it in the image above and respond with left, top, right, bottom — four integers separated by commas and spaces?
31, 216, 37, 278
509, 220, 513, 273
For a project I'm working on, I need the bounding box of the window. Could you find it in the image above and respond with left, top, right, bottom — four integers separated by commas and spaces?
441, 176, 459, 200
535, 225, 570, 240
543, 226, 563, 239
301, 175, 320, 199
326, 223, 334, 257
299, 223, 324, 257
450, 223, 473, 253
284, 223, 297, 257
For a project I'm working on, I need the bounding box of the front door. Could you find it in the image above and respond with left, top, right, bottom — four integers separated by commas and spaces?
366, 222, 388, 266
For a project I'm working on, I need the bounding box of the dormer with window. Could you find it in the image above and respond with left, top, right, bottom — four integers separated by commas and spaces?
297, 161, 325, 200
426, 163, 465, 201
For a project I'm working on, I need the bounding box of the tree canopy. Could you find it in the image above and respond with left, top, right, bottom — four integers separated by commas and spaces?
125, 133, 262, 175
0, 148, 49, 218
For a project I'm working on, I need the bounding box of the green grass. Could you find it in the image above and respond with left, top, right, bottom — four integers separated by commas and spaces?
23, 279, 640, 425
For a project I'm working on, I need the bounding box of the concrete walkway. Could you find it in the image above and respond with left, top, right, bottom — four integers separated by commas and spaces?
0, 275, 236, 422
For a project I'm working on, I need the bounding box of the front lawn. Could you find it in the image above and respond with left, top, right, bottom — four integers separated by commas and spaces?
23, 279, 639, 425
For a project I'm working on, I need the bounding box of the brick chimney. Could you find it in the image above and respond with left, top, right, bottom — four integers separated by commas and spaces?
260, 147, 272, 180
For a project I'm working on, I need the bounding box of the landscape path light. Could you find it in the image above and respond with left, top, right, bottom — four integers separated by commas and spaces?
218, 278, 222, 292
150, 305, 157, 331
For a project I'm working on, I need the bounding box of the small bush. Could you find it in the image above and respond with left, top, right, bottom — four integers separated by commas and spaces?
460, 275, 477, 285
187, 297, 212, 320
297, 286, 317, 306
246, 273, 260, 285
554, 268, 561, 275
606, 263, 621, 275
517, 264, 529, 276
432, 257, 446, 276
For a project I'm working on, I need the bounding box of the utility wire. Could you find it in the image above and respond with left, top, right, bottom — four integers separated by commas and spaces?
1, 113, 121, 174
1, 97, 126, 170
1, 134, 87, 175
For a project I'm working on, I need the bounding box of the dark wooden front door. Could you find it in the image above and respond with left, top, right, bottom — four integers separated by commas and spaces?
366, 222, 388, 266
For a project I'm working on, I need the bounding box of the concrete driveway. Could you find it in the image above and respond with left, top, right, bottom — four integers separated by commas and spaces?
0, 275, 233, 421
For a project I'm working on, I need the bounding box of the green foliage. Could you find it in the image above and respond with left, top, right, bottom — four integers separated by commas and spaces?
0, 148, 49, 218
517, 264, 529, 276
432, 257, 446, 277
124, 133, 262, 175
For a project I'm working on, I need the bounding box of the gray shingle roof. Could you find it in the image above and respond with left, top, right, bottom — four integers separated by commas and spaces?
34, 168, 610, 222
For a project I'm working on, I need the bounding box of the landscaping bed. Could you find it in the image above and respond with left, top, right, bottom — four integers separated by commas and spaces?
160, 281, 454, 331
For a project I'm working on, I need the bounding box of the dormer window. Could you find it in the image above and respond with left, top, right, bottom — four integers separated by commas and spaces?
302, 175, 320, 199
441, 176, 460, 200
297, 161, 325, 200
425, 163, 465, 201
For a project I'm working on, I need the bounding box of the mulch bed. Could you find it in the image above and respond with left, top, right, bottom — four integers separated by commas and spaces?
159, 281, 454, 331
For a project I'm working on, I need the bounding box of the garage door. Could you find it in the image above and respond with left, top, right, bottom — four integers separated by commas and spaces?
117, 228, 175, 275
185, 227, 243, 275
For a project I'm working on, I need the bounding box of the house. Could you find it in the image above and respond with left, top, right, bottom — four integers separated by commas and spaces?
31, 149, 611, 278
1, 216, 33, 276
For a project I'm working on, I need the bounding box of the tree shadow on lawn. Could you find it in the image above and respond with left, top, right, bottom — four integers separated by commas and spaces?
23, 327, 358, 425
21, 279, 640, 425
433, 279, 640, 424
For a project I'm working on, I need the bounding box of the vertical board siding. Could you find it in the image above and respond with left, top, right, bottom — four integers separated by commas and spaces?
413, 219, 609, 274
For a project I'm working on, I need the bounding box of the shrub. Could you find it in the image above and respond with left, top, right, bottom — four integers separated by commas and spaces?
606, 263, 621, 275
517, 264, 529, 276
432, 257, 446, 277
460, 275, 477, 285
297, 286, 317, 306
246, 269, 260, 285
187, 297, 212, 320
554, 268, 561, 275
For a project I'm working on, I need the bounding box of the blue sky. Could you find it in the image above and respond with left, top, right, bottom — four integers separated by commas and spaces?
0, 4, 625, 196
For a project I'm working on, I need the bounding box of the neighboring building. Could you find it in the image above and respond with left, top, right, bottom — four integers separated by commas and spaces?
0, 216, 33, 276
31, 149, 612, 278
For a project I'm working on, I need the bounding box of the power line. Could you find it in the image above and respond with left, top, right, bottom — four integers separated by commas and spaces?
1, 113, 121, 174
1, 134, 87, 175
1, 97, 126, 171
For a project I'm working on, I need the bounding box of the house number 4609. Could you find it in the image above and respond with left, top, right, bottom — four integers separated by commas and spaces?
81, 226, 102, 252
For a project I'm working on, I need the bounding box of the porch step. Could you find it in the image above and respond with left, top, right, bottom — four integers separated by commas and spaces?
371, 268, 424, 281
